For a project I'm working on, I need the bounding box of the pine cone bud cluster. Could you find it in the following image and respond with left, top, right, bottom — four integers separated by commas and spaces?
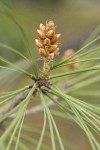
63, 49, 80, 69
35, 21, 61, 61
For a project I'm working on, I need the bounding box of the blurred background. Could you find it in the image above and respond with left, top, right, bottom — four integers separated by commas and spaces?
0, 0, 100, 149
0, 0, 100, 58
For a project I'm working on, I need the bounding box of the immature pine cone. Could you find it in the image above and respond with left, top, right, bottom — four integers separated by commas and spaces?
35, 21, 61, 61
63, 49, 80, 69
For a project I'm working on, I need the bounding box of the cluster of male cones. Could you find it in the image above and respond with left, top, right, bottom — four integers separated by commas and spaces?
35, 21, 61, 61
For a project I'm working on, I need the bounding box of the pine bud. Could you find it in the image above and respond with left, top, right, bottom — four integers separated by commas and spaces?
51, 34, 61, 43
54, 48, 60, 56
39, 24, 46, 32
36, 21, 61, 60
63, 49, 74, 59
35, 39, 43, 48
47, 53, 54, 60
43, 38, 51, 46
46, 30, 55, 38
37, 29, 46, 39
49, 45, 57, 53
47, 21, 54, 28
74, 63, 80, 68
70, 63, 80, 69
62, 49, 80, 69
39, 48, 47, 57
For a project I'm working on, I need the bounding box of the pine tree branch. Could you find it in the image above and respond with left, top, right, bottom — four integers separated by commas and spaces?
0, 89, 30, 118
0, 84, 36, 119
10, 100, 55, 118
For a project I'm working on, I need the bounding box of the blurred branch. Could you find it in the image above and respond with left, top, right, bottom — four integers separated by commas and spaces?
10, 100, 55, 118
0, 89, 30, 118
